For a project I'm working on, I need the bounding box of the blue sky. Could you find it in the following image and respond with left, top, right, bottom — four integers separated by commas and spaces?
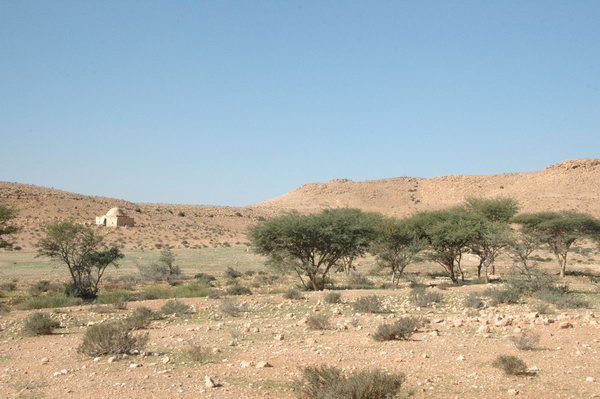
1, 1, 598, 206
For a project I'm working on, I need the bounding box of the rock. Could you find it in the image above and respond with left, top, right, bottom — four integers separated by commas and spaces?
129, 363, 142, 368
586, 377, 595, 382
204, 376, 218, 388
240, 361, 253, 368
228, 340, 237, 347
40, 357, 49, 364
274, 334, 284, 341
560, 322, 573, 329
161, 356, 170, 364
507, 388, 519, 395
93, 357, 101, 362
456, 355, 465, 361
108, 356, 117, 363
256, 361, 273, 368
477, 325, 491, 334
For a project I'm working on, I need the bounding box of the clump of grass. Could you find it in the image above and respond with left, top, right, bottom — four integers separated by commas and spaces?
97, 289, 135, 305
533, 288, 588, 309
139, 282, 210, 300
307, 314, 330, 330
218, 300, 242, 317
0, 282, 17, 292
22, 295, 83, 310
463, 292, 484, 309
225, 285, 252, 296
194, 273, 216, 284
484, 288, 520, 306
29, 280, 56, 296
296, 366, 405, 399
207, 289, 223, 299
346, 272, 373, 288
22, 312, 60, 336
353, 295, 385, 314
159, 300, 191, 316
184, 345, 213, 363
492, 355, 528, 376
282, 289, 304, 300
124, 307, 158, 330
510, 329, 540, 351
0, 303, 10, 315
373, 317, 420, 341
323, 292, 342, 304
409, 287, 443, 307
531, 302, 552, 315
79, 322, 148, 357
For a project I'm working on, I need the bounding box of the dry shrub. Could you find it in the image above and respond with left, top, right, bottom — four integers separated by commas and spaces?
346, 272, 373, 288
307, 314, 330, 330
324, 292, 342, 304
160, 300, 191, 316
218, 300, 242, 317
463, 292, 484, 309
409, 287, 443, 307
373, 317, 420, 341
79, 322, 148, 356
124, 306, 158, 330
22, 312, 60, 336
510, 329, 540, 350
492, 355, 528, 376
184, 345, 213, 363
353, 295, 384, 314
296, 365, 405, 399
225, 285, 252, 296
282, 289, 304, 300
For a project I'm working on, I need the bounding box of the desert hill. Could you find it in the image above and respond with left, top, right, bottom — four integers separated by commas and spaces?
2, 158, 599, 250
0, 182, 277, 250
254, 158, 600, 217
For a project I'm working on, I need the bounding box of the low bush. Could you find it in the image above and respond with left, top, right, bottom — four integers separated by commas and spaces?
530, 302, 552, 315
29, 280, 56, 296
160, 300, 191, 316
373, 317, 420, 341
533, 289, 588, 309
79, 322, 148, 356
22, 312, 60, 336
353, 295, 384, 314
226, 285, 252, 296
137, 262, 170, 281
409, 287, 443, 307
207, 289, 223, 299
307, 314, 330, 330
22, 295, 83, 310
218, 300, 242, 317
139, 283, 210, 300
0, 303, 10, 315
282, 289, 304, 300
184, 345, 213, 363
463, 293, 484, 309
484, 288, 520, 306
510, 329, 540, 350
492, 355, 528, 376
346, 272, 374, 289
323, 292, 342, 304
296, 366, 405, 399
97, 290, 135, 305
124, 307, 158, 330
194, 273, 216, 284
0, 282, 17, 292
224, 267, 242, 279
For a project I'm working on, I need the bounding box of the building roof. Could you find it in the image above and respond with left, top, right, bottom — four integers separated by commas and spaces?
105, 207, 127, 217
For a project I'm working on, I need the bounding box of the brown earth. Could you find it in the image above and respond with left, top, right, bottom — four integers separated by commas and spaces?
2, 158, 599, 250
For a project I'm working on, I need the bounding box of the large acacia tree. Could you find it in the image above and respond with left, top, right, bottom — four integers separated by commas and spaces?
248, 208, 379, 290
0, 203, 19, 249
37, 220, 123, 298
512, 211, 600, 277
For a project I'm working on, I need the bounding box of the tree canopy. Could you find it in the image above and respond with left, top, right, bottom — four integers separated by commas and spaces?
0, 203, 19, 249
37, 220, 123, 298
248, 208, 380, 290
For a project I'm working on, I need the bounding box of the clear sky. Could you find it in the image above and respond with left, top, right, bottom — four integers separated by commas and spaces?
1, 1, 599, 206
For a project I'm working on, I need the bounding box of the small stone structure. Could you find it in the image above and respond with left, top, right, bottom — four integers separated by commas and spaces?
95, 207, 135, 227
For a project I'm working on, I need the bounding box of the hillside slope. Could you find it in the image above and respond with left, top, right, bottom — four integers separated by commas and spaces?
254, 158, 600, 217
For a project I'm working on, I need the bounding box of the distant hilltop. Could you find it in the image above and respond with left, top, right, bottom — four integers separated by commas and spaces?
2, 158, 599, 249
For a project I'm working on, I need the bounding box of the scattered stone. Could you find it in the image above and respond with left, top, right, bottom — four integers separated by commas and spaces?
456, 355, 465, 361
40, 357, 49, 364
560, 322, 573, 329
204, 376, 219, 388
129, 363, 142, 368
108, 356, 117, 363
507, 388, 519, 395
586, 377, 595, 382
256, 361, 272, 368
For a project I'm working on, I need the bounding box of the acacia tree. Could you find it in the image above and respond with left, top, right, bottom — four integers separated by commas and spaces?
371, 216, 425, 285
248, 208, 379, 290
512, 211, 600, 277
37, 220, 123, 298
464, 197, 519, 279
412, 207, 488, 283
0, 203, 19, 249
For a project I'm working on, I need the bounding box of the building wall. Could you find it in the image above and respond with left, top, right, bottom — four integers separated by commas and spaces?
97, 216, 134, 227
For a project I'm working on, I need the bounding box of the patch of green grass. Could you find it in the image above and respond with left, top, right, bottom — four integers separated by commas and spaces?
21, 295, 83, 310
139, 282, 210, 300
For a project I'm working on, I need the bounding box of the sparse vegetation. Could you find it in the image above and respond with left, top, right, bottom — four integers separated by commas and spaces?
79, 322, 148, 356
124, 307, 157, 329
373, 317, 420, 341
463, 292, 485, 309
184, 345, 213, 363
353, 295, 384, 313
511, 329, 540, 350
492, 355, 528, 376
22, 312, 60, 336
159, 300, 191, 316
307, 314, 330, 330
409, 287, 443, 307
226, 285, 252, 296
296, 366, 405, 399
218, 300, 242, 316
323, 292, 342, 304
282, 289, 304, 300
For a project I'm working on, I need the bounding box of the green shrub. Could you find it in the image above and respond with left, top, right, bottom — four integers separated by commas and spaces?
194, 273, 216, 284
373, 317, 420, 341
0, 282, 17, 292
510, 329, 540, 350
139, 283, 210, 300
97, 290, 135, 305
22, 312, 60, 336
79, 322, 148, 356
296, 366, 405, 399
463, 293, 484, 309
484, 288, 520, 306
409, 287, 443, 307
353, 295, 384, 314
492, 355, 528, 376
225, 285, 252, 296
324, 292, 342, 304
307, 314, 330, 330
160, 300, 191, 316
224, 267, 242, 279
282, 289, 304, 300
23, 295, 83, 310
244, 270, 256, 276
